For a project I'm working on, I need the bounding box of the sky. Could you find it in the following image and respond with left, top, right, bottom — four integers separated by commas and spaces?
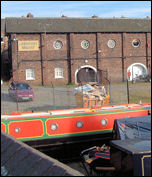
1, 1, 151, 18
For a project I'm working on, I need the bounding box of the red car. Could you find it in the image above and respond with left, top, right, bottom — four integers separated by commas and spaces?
8, 82, 34, 101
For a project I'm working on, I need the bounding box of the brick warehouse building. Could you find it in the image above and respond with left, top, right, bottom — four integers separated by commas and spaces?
2, 16, 151, 85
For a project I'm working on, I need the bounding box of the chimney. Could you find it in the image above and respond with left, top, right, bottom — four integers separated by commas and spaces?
61, 14, 67, 18
92, 15, 98, 18
27, 13, 34, 18
120, 15, 125, 18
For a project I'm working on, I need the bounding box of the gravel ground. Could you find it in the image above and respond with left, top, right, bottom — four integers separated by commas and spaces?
1, 86, 78, 114
1, 81, 151, 114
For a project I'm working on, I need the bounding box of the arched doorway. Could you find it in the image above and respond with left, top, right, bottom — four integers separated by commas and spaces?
127, 63, 148, 81
75, 65, 97, 84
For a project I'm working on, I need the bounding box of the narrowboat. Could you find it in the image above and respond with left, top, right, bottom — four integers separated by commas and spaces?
1, 103, 151, 153
80, 115, 151, 176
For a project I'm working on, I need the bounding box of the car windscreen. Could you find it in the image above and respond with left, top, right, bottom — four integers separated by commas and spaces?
16, 83, 30, 90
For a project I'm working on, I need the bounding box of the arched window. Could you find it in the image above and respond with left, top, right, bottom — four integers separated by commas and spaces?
75, 65, 97, 84
127, 63, 148, 81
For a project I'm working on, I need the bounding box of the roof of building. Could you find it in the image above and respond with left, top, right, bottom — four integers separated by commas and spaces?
1, 131, 84, 176
3, 17, 152, 33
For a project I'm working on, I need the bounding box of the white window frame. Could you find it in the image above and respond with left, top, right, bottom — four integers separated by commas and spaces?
132, 39, 140, 48
53, 40, 63, 50
81, 40, 90, 49
107, 39, 116, 48
55, 67, 64, 79
1, 35, 4, 43
26, 68, 35, 80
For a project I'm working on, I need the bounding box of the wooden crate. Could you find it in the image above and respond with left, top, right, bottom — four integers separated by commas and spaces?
75, 93, 110, 108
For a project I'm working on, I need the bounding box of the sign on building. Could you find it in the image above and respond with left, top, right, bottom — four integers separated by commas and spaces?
18, 41, 39, 51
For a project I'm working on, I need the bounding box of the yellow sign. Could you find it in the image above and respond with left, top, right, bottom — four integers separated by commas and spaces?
18, 41, 39, 51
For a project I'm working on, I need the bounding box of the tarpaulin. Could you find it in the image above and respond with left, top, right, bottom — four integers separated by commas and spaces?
113, 116, 151, 140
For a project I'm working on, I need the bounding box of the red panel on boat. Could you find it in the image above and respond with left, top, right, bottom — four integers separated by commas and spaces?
1, 123, 6, 133
8, 120, 44, 139
46, 115, 109, 136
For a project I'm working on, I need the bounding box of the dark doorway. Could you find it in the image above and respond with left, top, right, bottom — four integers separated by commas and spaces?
1, 50, 12, 81
77, 67, 96, 84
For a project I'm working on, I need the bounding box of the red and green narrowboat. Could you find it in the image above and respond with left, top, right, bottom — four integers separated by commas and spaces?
1, 103, 151, 152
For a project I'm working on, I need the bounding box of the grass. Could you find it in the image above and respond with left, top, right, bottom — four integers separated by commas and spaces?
110, 81, 151, 104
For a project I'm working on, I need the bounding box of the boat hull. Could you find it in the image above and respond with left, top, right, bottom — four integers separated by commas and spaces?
1, 103, 151, 150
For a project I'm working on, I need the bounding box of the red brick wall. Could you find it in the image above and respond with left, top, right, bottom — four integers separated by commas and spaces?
147, 33, 151, 56
41, 33, 69, 85
42, 34, 68, 60
98, 33, 122, 58
11, 34, 42, 85
123, 33, 146, 57
10, 32, 151, 85
70, 33, 96, 59
17, 61, 42, 85
17, 34, 41, 61
124, 57, 147, 80
147, 33, 151, 73
123, 33, 151, 79
97, 33, 122, 82
98, 58, 123, 82
71, 59, 97, 84
43, 60, 69, 86
70, 33, 97, 84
